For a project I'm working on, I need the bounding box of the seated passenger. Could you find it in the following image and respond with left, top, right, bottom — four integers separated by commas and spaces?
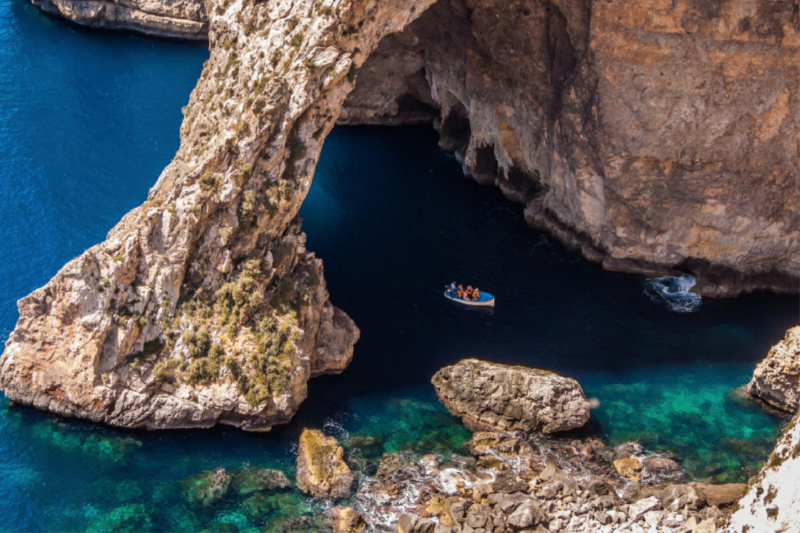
473, 288, 481, 300
466, 286, 474, 300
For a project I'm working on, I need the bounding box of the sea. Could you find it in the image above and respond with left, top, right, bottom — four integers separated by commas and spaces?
0, 1, 797, 530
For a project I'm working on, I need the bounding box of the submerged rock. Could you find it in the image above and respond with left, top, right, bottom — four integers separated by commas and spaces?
746, 326, 800, 414
232, 467, 291, 495
431, 359, 590, 433
184, 467, 232, 507
296, 429, 354, 499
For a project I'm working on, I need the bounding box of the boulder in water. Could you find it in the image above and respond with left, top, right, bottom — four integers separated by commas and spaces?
431, 359, 590, 433
614, 458, 643, 481
746, 326, 800, 415
296, 429, 353, 498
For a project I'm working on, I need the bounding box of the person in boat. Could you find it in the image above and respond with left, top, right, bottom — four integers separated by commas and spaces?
473, 287, 481, 300
457, 284, 465, 298
466, 286, 474, 300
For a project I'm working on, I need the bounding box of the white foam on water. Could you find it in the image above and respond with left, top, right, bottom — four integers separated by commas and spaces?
644, 275, 702, 313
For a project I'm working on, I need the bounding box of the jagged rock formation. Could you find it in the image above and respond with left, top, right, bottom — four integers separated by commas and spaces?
431, 358, 590, 433
296, 429, 354, 498
365, 431, 742, 533
0, 0, 439, 430
746, 326, 800, 414
725, 411, 800, 533
342, 0, 800, 297
32, 0, 208, 39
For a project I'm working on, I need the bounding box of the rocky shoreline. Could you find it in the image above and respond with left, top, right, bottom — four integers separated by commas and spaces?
183, 424, 747, 533
31, 0, 208, 39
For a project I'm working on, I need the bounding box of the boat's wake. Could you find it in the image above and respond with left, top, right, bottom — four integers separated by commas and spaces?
644, 275, 701, 313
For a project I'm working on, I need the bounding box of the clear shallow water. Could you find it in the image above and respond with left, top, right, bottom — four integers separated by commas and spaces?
0, 2, 798, 530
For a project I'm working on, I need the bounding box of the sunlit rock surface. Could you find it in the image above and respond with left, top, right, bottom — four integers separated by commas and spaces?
0, 0, 444, 430
747, 326, 800, 414
725, 411, 800, 533
432, 358, 590, 433
32, 0, 208, 39
296, 428, 353, 498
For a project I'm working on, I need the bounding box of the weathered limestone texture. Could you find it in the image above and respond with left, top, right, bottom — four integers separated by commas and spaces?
32, 0, 208, 39
431, 358, 590, 433
747, 326, 800, 414
725, 411, 800, 533
343, 0, 800, 297
0, 0, 438, 430
296, 428, 354, 498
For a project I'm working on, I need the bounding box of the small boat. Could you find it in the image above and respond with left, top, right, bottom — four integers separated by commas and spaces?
444, 287, 495, 307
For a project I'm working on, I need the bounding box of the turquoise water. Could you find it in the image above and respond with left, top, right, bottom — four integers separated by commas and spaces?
0, 1, 797, 530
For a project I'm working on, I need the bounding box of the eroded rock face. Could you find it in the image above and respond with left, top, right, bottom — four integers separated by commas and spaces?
0, 0, 438, 430
32, 0, 208, 39
725, 411, 800, 533
343, 0, 800, 297
747, 326, 800, 414
431, 358, 590, 433
296, 428, 354, 499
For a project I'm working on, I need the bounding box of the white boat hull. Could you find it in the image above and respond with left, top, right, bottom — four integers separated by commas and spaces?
444, 291, 495, 307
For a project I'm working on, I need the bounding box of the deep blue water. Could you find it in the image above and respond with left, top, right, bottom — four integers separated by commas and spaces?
0, 1, 798, 530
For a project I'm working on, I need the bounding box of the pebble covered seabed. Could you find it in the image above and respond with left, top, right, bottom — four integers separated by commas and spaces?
0, 2, 797, 531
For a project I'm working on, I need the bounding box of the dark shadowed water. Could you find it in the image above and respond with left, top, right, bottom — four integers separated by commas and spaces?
0, 1, 797, 530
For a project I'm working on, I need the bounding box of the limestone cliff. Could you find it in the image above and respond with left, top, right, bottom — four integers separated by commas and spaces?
724, 411, 800, 533
0, 0, 436, 430
32, 0, 208, 39
747, 326, 800, 414
342, 0, 800, 297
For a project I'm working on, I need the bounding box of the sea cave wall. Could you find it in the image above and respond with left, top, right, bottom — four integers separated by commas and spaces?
342, 0, 800, 297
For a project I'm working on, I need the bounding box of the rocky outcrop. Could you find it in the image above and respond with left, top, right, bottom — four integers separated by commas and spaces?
431, 358, 590, 433
724, 411, 800, 533
343, 0, 800, 297
746, 326, 800, 414
356, 431, 738, 533
0, 0, 440, 430
32, 0, 208, 39
296, 429, 354, 498
327, 507, 367, 533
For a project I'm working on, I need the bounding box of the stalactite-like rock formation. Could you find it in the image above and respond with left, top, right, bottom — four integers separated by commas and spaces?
343, 0, 800, 297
